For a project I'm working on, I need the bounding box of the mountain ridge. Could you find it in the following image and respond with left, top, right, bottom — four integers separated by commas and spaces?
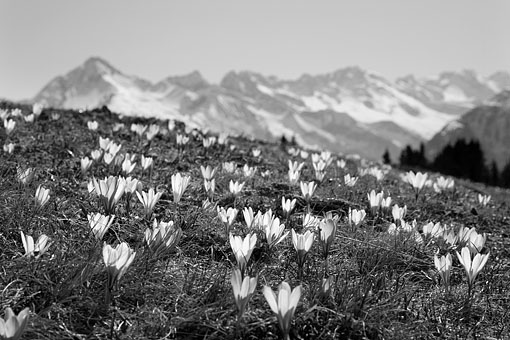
30, 56, 510, 161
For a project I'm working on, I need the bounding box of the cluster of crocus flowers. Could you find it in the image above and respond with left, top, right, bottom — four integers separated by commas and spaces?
404, 171, 428, 199
263, 282, 302, 340
176, 133, 189, 148
231, 268, 257, 319
88, 213, 115, 240
422, 221, 444, 240
391, 204, 407, 226
202, 136, 217, 148
348, 208, 366, 229
145, 219, 182, 256
136, 188, 163, 218
288, 160, 304, 185
130, 123, 147, 137
4, 118, 16, 135
478, 194, 491, 207
242, 164, 257, 178
171, 173, 191, 203
20, 231, 51, 258
433, 176, 455, 193
3, 143, 14, 154
0, 307, 30, 340
35, 185, 50, 207
103, 242, 136, 290
91, 176, 126, 214
434, 253, 452, 293
229, 233, 257, 275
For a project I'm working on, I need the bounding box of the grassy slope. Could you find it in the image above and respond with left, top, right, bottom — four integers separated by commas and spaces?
1, 102, 509, 340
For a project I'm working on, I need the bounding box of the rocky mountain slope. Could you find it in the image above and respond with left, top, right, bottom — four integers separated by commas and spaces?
32, 57, 510, 161
426, 90, 510, 169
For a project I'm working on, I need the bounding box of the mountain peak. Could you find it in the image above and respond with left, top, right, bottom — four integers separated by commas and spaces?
82, 56, 119, 75
163, 70, 209, 90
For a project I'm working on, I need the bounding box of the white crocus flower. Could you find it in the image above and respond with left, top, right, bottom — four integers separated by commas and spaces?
88, 213, 115, 240
229, 233, 257, 274
20, 231, 51, 258
136, 188, 163, 218
281, 197, 297, 219
231, 268, 257, 319
434, 253, 452, 292
103, 242, 136, 288
171, 173, 191, 203
87, 120, 98, 131
35, 185, 50, 207
456, 247, 490, 291
263, 282, 302, 340
229, 180, 245, 196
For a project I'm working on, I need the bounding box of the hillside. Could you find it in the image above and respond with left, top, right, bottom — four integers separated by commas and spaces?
427, 90, 510, 170
1, 102, 510, 339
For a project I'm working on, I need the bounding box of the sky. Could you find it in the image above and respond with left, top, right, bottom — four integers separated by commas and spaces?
1, 0, 509, 100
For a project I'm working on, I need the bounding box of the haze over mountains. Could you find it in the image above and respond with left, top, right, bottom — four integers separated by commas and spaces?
31, 57, 510, 161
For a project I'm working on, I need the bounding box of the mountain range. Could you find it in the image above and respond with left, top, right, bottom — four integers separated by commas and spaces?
31, 57, 510, 162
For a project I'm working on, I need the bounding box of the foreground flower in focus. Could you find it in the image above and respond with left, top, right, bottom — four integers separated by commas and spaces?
263, 282, 302, 340
0, 307, 30, 340
103, 242, 136, 288
231, 268, 257, 319
456, 247, 490, 297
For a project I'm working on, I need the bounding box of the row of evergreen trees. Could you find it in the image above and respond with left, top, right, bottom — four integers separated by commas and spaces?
393, 139, 510, 188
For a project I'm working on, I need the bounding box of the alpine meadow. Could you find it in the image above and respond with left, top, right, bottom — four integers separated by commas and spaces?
1, 101, 509, 339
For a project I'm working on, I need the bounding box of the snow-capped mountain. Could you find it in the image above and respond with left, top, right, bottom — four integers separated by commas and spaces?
32, 57, 510, 161
426, 90, 510, 169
